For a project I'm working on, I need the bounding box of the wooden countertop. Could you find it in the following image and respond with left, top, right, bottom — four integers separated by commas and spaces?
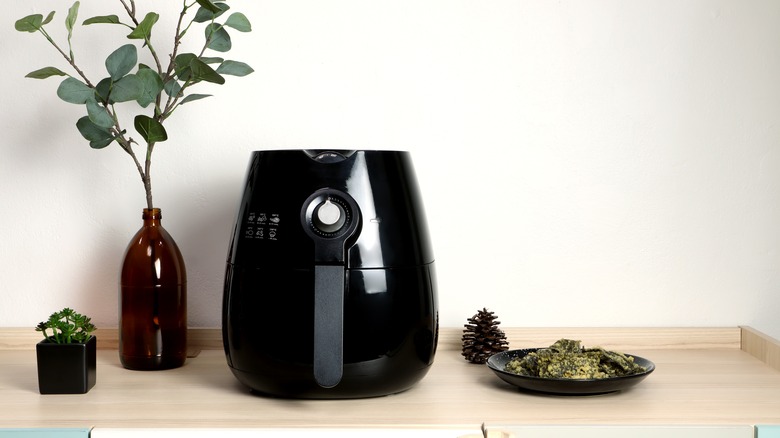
1, 327, 779, 430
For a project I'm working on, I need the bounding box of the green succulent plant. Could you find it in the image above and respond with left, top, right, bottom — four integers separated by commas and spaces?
15, 0, 254, 209
36, 308, 96, 344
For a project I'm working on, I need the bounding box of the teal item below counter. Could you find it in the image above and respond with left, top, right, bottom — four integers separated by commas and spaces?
758, 426, 780, 437
0, 429, 90, 438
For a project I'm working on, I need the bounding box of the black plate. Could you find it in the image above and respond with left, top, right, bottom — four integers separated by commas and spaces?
486, 348, 655, 395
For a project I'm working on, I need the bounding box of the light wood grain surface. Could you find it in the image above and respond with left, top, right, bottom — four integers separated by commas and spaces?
0, 326, 744, 351
1, 327, 779, 429
741, 326, 780, 372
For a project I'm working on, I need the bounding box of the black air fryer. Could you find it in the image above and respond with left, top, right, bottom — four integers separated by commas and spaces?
222, 150, 438, 398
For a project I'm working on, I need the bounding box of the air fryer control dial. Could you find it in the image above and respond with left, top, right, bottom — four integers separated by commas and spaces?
314, 199, 345, 233
301, 189, 360, 244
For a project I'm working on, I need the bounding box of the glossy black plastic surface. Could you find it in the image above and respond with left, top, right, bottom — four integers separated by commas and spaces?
224, 264, 437, 398
36, 336, 97, 394
223, 150, 438, 398
225, 150, 434, 269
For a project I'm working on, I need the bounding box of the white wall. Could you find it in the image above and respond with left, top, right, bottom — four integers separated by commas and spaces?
2, 1, 779, 339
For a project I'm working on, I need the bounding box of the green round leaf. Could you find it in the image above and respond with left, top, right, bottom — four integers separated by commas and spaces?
195, 0, 222, 13
164, 79, 183, 98
57, 77, 93, 104
15, 14, 44, 33
179, 94, 212, 105
110, 74, 143, 102
95, 77, 113, 104
194, 3, 229, 23
66, 2, 80, 39
136, 69, 164, 108
174, 53, 198, 81
216, 60, 254, 77
76, 116, 114, 149
224, 13, 251, 32
127, 12, 159, 40
86, 98, 115, 129
25, 67, 68, 79
83, 15, 121, 25
134, 115, 167, 143
42, 11, 56, 26
90, 137, 115, 149
200, 57, 224, 65
190, 59, 225, 84
205, 24, 231, 52
105, 44, 138, 81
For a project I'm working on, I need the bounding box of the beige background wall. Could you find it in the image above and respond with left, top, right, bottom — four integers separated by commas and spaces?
2, 1, 779, 338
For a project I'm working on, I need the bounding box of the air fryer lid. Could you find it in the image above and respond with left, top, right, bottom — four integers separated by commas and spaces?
227, 149, 434, 270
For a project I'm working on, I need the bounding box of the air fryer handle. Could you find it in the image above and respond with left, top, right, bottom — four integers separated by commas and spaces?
302, 188, 360, 389
313, 265, 344, 388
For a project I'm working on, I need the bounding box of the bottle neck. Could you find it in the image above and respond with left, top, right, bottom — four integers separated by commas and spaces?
142, 208, 162, 226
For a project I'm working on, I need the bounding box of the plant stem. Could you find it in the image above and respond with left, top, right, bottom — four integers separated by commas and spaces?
161, 18, 215, 119
161, 2, 193, 119
38, 28, 93, 88
114, 134, 152, 208
119, 0, 136, 22
118, 0, 157, 209
144, 142, 155, 210
120, 0, 164, 76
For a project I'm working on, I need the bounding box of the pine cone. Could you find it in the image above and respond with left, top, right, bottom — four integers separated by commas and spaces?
462, 308, 509, 364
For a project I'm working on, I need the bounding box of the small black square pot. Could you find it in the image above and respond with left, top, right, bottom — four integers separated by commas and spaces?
36, 335, 96, 394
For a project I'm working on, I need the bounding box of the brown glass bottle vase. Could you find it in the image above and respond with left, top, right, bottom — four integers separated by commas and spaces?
120, 208, 187, 370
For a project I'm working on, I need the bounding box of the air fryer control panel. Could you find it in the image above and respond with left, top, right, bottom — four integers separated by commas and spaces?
227, 149, 435, 270
242, 211, 281, 241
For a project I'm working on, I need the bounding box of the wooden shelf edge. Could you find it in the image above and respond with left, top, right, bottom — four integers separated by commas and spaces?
0, 327, 222, 352
740, 326, 780, 372
2, 326, 743, 352
443, 326, 742, 351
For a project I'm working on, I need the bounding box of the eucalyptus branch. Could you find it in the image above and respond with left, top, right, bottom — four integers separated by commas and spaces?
142, 156, 153, 209
177, 3, 198, 42
17, 0, 254, 211
101, 98, 153, 208
160, 21, 217, 117
123, 138, 148, 182
199, 23, 221, 58
120, 0, 164, 77
112, 131, 144, 170
120, 0, 138, 25
167, 2, 193, 79
115, 131, 153, 209
162, 77, 195, 121
160, 3, 192, 116
37, 27, 94, 88
147, 43, 164, 78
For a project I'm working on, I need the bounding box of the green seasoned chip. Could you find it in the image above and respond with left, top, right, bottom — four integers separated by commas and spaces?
549, 338, 583, 353
504, 339, 646, 379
